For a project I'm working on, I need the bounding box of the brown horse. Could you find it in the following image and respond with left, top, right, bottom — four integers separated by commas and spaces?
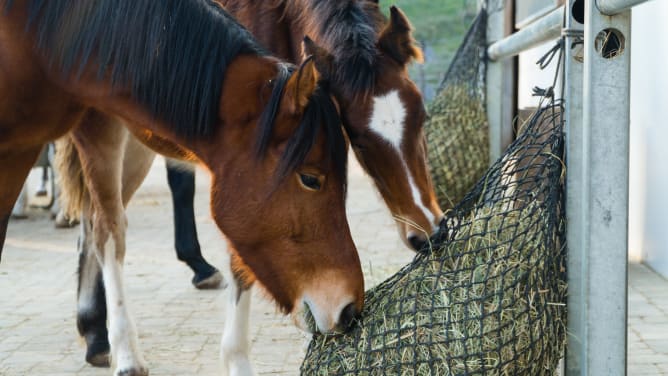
0, 0, 363, 375
61, 0, 441, 372
221, 0, 445, 251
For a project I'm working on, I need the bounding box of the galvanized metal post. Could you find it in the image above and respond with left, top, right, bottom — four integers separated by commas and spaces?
563, 0, 585, 373
566, 0, 631, 373
486, 0, 515, 161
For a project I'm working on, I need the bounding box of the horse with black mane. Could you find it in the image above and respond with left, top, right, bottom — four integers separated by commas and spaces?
158, 0, 444, 284
0, 0, 363, 374
55, 0, 444, 373
222, 0, 445, 248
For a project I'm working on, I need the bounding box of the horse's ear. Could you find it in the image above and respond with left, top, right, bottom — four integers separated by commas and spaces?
378, 6, 424, 65
303, 36, 334, 82
284, 57, 319, 114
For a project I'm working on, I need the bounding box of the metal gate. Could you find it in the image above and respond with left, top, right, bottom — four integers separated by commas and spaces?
485, 0, 656, 374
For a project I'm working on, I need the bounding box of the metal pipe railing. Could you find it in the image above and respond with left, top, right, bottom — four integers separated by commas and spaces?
486, 2, 516, 161
597, 0, 653, 15
487, 6, 564, 61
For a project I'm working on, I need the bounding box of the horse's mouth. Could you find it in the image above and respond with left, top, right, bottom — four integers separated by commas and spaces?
293, 301, 318, 334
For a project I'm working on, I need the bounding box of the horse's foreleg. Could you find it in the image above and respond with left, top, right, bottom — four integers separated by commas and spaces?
76, 205, 110, 367
0, 147, 43, 260
88, 175, 148, 376
72, 112, 147, 376
165, 160, 222, 289
221, 253, 256, 376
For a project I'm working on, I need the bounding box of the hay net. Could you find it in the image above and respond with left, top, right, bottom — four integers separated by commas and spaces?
426, 10, 489, 210
301, 36, 567, 376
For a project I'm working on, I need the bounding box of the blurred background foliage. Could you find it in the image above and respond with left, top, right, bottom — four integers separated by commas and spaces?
379, 0, 479, 101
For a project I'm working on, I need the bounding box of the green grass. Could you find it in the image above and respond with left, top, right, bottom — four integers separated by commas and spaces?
379, 0, 479, 101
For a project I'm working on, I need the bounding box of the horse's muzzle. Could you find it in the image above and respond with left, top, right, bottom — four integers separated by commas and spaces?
408, 217, 447, 254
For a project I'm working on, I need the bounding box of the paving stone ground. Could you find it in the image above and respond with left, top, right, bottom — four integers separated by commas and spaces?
1, 157, 666, 375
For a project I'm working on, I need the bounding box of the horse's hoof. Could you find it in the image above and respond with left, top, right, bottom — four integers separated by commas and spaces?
192, 269, 225, 290
85, 341, 110, 367
116, 367, 149, 376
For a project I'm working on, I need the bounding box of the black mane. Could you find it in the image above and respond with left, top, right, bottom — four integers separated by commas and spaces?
255, 62, 348, 185
289, 0, 377, 100
16, 0, 266, 138
8, 0, 346, 182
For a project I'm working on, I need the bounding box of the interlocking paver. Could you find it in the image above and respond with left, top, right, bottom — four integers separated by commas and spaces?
1, 158, 667, 375
629, 263, 668, 374
0, 157, 409, 375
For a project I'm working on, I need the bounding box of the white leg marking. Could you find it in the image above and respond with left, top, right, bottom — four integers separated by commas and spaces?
100, 241, 147, 374
220, 278, 255, 376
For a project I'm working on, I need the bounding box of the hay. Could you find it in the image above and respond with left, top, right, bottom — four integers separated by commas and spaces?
301, 98, 567, 375
300, 9, 567, 374
424, 10, 490, 210
426, 84, 489, 209
301, 201, 566, 376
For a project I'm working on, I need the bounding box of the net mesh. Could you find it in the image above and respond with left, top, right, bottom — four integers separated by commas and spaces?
426, 11, 489, 210
301, 9, 567, 374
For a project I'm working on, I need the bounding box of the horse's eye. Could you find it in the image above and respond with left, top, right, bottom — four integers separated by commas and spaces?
352, 142, 366, 152
298, 173, 322, 191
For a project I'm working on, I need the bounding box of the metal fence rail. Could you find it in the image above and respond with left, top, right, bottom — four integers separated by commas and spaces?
487, 5, 563, 61
598, 0, 655, 15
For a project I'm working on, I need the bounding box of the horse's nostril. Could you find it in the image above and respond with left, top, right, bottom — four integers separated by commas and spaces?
338, 303, 358, 331
408, 235, 427, 252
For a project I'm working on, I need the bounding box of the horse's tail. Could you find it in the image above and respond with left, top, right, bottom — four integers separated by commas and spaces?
54, 135, 87, 221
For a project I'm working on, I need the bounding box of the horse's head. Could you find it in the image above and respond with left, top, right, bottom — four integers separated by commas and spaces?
306, 6, 443, 252
206, 52, 363, 334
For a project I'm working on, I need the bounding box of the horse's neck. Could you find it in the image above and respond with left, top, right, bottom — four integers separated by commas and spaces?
220, 0, 384, 67
37, 60, 200, 162
224, 0, 341, 62
220, 0, 299, 62
281, 0, 381, 60
281, 0, 323, 51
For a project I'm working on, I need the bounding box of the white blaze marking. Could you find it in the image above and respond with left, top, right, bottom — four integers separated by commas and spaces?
369, 91, 406, 150
408, 174, 436, 230
370, 91, 436, 232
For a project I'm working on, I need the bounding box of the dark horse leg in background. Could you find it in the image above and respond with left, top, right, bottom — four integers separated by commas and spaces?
77, 214, 110, 367
0, 214, 8, 262
165, 161, 223, 289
